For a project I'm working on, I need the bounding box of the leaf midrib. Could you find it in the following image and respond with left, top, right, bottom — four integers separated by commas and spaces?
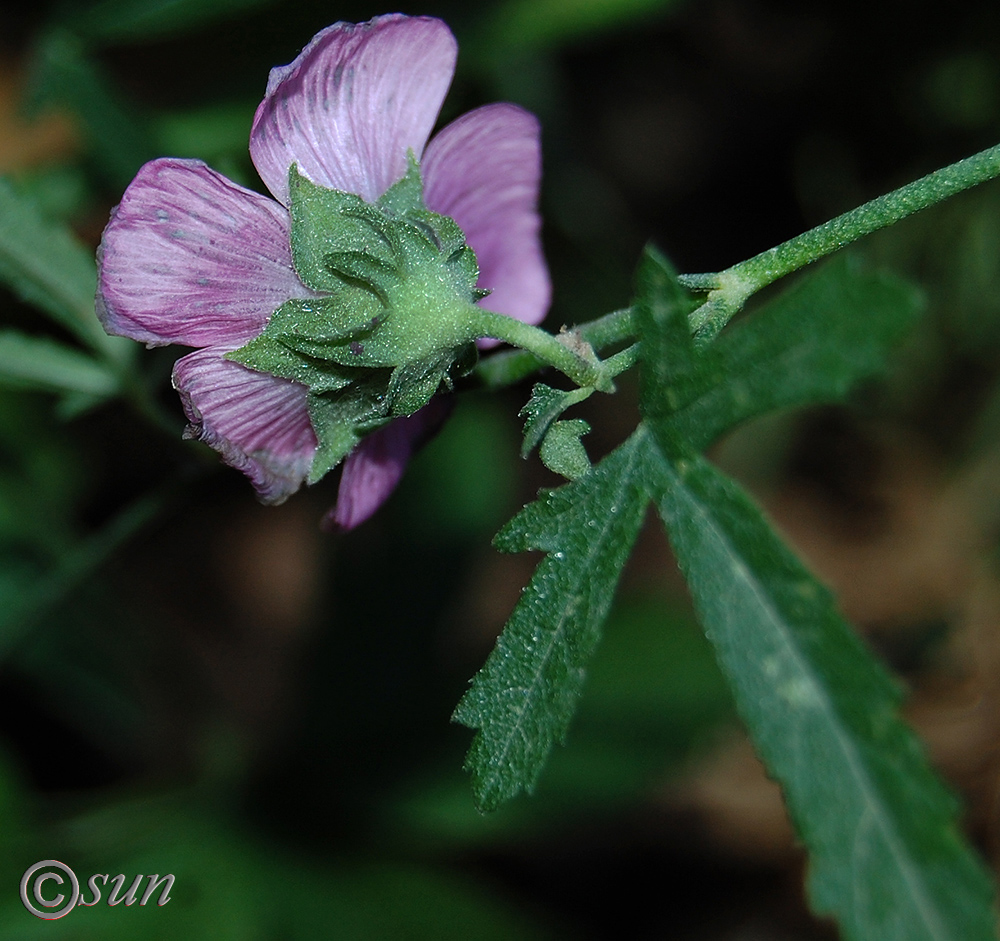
486, 435, 645, 784
669, 460, 951, 941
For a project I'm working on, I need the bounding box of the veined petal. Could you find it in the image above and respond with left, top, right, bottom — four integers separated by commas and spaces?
423, 103, 551, 332
97, 158, 312, 348
327, 399, 451, 531
251, 14, 457, 206
173, 347, 316, 504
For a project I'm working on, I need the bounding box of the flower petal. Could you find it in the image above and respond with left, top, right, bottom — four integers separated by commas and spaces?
327, 399, 451, 530
173, 347, 316, 504
97, 158, 312, 348
250, 14, 457, 206
423, 103, 551, 330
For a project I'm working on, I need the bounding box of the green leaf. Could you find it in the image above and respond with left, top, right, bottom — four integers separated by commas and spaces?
453, 430, 650, 811
635, 248, 921, 454
538, 419, 591, 479
0, 179, 119, 357
633, 245, 703, 452
637, 245, 993, 938
645, 433, 996, 941
0, 330, 118, 399
518, 382, 593, 458
672, 255, 924, 449
475, 0, 684, 58
155, 102, 259, 169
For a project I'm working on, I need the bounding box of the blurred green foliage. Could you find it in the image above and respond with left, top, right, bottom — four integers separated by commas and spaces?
0, 0, 997, 937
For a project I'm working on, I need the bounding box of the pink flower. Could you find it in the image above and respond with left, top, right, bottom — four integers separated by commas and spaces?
97, 14, 549, 527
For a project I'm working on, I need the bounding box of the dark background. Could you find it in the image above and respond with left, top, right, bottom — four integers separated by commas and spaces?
0, 0, 999, 937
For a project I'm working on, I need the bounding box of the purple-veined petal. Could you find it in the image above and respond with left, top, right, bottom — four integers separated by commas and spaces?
423, 103, 551, 334
97, 158, 313, 348
250, 14, 457, 206
327, 399, 451, 531
173, 347, 316, 505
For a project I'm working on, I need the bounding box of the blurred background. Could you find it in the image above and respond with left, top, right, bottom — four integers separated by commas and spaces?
0, 0, 999, 937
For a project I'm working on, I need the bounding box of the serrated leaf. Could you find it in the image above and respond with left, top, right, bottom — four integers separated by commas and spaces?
634, 246, 704, 452
0, 330, 118, 398
519, 382, 593, 458
672, 255, 924, 449
0, 179, 118, 357
636, 245, 992, 938
644, 431, 996, 941
538, 419, 591, 479
453, 430, 650, 810
636, 248, 922, 453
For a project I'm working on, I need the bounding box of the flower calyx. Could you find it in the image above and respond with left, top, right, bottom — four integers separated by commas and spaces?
228, 158, 485, 482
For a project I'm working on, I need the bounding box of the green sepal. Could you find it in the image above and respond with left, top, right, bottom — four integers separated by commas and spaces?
227, 297, 374, 393
307, 372, 392, 484
322, 251, 400, 306
226, 343, 358, 395
448, 341, 480, 383
386, 342, 477, 417
281, 165, 484, 371
234, 161, 499, 486
378, 154, 468, 261
539, 419, 591, 480
376, 154, 425, 218
289, 166, 400, 294
386, 352, 452, 417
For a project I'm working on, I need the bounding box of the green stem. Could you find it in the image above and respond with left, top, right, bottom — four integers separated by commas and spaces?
603, 342, 641, 380
690, 140, 1000, 342
577, 306, 636, 349
473, 308, 605, 388
475, 307, 636, 390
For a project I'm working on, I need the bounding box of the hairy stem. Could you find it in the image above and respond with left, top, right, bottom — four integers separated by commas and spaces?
473, 308, 608, 389
689, 140, 1000, 342
475, 307, 636, 390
